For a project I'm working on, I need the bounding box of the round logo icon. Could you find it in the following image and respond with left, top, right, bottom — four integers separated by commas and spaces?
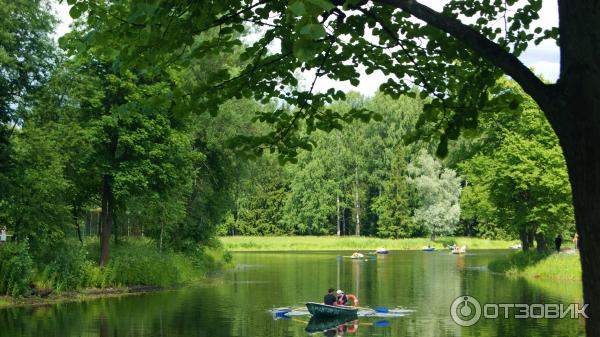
450, 295, 482, 326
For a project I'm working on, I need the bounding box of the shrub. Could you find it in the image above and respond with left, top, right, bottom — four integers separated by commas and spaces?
42, 240, 88, 291
0, 242, 34, 297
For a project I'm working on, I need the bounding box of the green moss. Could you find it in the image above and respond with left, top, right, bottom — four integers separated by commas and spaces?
220, 236, 518, 251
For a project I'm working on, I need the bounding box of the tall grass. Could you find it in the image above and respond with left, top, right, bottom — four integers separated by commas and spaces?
489, 250, 581, 281
83, 238, 231, 288
220, 236, 518, 251
18, 238, 233, 294
0, 297, 11, 307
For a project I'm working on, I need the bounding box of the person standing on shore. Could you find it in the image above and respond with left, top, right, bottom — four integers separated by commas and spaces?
0, 226, 6, 244
573, 233, 579, 250
554, 234, 563, 252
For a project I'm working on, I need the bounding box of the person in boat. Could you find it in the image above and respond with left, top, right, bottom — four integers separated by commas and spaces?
324, 288, 336, 306
336, 290, 348, 306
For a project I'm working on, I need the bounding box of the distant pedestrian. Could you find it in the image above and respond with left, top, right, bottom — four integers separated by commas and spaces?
554, 234, 563, 252
573, 233, 579, 250
0, 226, 6, 244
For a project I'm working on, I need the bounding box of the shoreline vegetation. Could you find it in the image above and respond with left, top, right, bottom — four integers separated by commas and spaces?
0, 238, 232, 309
219, 236, 519, 251
489, 250, 581, 281
221, 236, 581, 283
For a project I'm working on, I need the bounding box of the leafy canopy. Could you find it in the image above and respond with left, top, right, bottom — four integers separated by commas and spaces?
64, 0, 555, 160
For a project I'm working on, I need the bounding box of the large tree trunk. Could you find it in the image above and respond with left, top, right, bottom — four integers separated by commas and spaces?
558, 116, 600, 329
552, 2, 600, 331
534, 232, 547, 253
99, 175, 114, 267
519, 227, 529, 252
560, 126, 600, 329
526, 229, 535, 250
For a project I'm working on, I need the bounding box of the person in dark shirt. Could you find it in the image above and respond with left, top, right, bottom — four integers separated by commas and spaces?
324, 288, 336, 305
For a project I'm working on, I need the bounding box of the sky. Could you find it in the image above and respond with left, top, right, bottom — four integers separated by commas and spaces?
53, 0, 560, 96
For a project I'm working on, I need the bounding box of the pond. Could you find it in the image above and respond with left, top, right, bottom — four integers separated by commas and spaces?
0, 250, 585, 337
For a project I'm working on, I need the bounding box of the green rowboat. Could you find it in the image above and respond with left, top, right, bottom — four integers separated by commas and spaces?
306, 302, 359, 317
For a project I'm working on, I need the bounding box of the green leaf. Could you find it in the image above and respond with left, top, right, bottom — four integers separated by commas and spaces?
69, 3, 87, 19
299, 24, 326, 39
293, 39, 318, 61
289, 1, 306, 16
307, 0, 335, 11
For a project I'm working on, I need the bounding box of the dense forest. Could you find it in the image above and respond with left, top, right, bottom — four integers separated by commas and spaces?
218, 84, 574, 249
0, 0, 576, 297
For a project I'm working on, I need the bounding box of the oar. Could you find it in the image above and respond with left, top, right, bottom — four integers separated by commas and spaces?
359, 320, 390, 327
357, 306, 390, 313
272, 307, 292, 318
274, 310, 291, 318
374, 320, 390, 327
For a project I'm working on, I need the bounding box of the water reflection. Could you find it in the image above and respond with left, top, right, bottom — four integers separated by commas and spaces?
99, 316, 108, 337
305, 316, 358, 334
0, 250, 585, 337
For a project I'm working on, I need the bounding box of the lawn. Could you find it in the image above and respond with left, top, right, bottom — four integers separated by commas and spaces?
489, 250, 581, 281
219, 236, 519, 251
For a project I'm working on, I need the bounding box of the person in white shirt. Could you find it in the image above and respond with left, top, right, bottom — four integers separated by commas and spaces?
0, 226, 7, 243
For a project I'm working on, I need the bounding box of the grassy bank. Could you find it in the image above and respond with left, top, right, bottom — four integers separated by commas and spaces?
220, 236, 518, 251
0, 238, 231, 308
489, 250, 581, 281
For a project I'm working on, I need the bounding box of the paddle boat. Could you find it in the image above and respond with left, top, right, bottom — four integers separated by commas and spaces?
306, 302, 359, 318
350, 252, 365, 259
422, 246, 435, 252
451, 245, 467, 254
375, 247, 389, 254
509, 243, 522, 250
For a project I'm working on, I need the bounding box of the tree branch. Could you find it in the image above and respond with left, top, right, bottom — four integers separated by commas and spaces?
372, 0, 557, 112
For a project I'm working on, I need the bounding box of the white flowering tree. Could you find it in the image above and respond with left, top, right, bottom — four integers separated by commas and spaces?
408, 151, 462, 240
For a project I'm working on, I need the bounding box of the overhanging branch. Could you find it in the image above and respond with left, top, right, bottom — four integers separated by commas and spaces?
372, 0, 557, 112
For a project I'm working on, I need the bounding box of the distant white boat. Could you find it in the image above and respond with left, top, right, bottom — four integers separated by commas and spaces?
451, 245, 467, 254
422, 246, 435, 252
350, 252, 365, 259
375, 247, 389, 254
509, 244, 522, 250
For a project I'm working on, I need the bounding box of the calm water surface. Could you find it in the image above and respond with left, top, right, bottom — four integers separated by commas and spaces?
0, 250, 585, 337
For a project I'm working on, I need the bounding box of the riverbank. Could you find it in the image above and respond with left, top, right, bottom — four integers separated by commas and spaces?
0, 238, 232, 309
0, 286, 163, 309
488, 250, 581, 281
219, 236, 518, 251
